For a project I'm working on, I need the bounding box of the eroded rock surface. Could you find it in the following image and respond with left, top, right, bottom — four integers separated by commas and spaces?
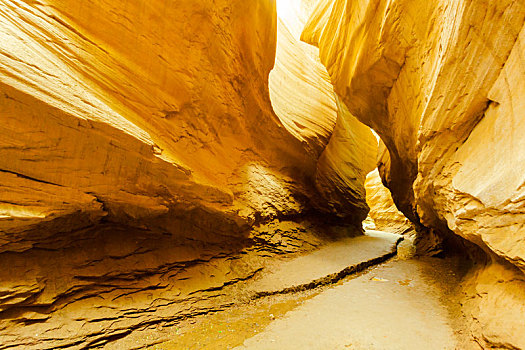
0, 0, 297, 249
0, 220, 354, 349
303, 0, 525, 268
2, 0, 524, 347
0, 0, 376, 251
365, 169, 412, 234
270, 0, 377, 222
0, 0, 377, 347
303, 0, 525, 347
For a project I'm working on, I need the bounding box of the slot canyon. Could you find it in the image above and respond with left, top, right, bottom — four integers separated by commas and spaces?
0, 0, 524, 348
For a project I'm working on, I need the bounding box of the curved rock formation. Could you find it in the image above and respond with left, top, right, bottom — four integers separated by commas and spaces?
4, 0, 524, 347
314, 96, 377, 220
0, 0, 377, 251
0, 0, 289, 249
0, 0, 377, 347
270, 0, 337, 157
303, 0, 525, 347
270, 0, 377, 222
365, 169, 412, 234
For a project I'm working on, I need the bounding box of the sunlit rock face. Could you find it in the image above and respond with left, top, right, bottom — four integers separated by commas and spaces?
0, 0, 378, 347
0, 0, 376, 251
271, 0, 337, 157
315, 96, 377, 220
0, 0, 308, 251
365, 169, 412, 234
303, 0, 525, 346
270, 0, 377, 222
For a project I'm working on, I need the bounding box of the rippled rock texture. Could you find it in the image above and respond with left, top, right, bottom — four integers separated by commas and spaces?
0, 0, 377, 254
303, 0, 525, 347
0, 0, 377, 348
365, 169, 412, 234
1, 0, 294, 251
270, 0, 377, 222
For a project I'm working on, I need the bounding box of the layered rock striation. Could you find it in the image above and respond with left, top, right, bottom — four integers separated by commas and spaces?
0, 0, 376, 252
0, 0, 295, 249
0, 0, 376, 347
303, 0, 525, 347
365, 169, 412, 234
270, 0, 377, 222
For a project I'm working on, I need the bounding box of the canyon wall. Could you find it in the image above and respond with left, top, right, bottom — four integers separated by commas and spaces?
365, 169, 412, 234
0, 0, 376, 347
0, 0, 298, 250
269, 0, 377, 222
303, 0, 525, 347
0, 0, 376, 252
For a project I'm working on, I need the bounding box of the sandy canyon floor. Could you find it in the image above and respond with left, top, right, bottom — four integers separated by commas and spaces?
136, 231, 481, 350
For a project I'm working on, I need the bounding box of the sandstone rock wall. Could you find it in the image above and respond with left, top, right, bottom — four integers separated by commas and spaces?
365, 169, 412, 234
303, 0, 525, 346
315, 95, 377, 220
0, 0, 377, 347
270, 0, 337, 158
0, 0, 291, 249
0, 0, 376, 251
270, 0, 377, 222
303, 0, 525, 268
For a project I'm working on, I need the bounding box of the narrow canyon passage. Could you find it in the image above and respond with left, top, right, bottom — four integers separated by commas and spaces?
146, 231, 479, 350
0, 0, 524, 349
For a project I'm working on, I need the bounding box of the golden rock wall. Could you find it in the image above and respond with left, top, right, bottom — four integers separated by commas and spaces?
0, 0, 377, 251
365, 169, 412, 234
0, 0, 377, 347
303, 0, 525, 346
270, 0, 377, 222
0, 0, 290, 248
